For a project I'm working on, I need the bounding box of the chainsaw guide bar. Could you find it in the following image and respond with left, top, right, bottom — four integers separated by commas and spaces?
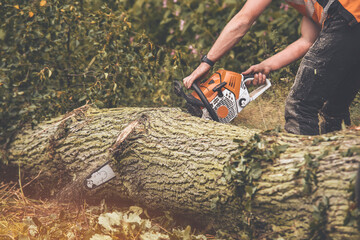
85, 162, 116, 189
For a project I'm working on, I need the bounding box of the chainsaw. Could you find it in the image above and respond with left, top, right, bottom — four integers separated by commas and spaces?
174, 69, 271, 123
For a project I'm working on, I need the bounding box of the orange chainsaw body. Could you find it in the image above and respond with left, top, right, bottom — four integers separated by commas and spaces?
174, 69, 271, 123
191, 69, 242, 102
191, 69, 246, 121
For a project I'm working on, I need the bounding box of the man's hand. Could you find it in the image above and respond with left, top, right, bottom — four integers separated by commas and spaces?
242, 62, 271, 85
183, 63, 211, 89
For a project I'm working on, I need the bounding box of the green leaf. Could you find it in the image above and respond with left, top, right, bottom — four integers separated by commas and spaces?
251, 167, 262, 180
275, 144, 289, 153
95, 100, 104, 108
245, 185, 253, 195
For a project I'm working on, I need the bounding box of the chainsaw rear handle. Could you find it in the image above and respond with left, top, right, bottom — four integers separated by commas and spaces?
191, 83, 220, 122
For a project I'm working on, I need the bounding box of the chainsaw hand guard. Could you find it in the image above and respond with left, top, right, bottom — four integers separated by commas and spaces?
192, 83, 220, 122
174, 81, 204, 107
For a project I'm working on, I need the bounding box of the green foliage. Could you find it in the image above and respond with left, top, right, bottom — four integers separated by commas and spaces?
0, 0, 182, 150
344, 207, 360, 231
309, 196, 330, 240
341, 147, 360, 158
225, 133, 288, 204
343, 172, 360, 230
222, 132, 288, 238
294, 153, 320, 195
125, 0, 301, 78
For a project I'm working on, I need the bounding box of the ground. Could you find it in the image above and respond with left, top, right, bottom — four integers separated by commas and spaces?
234, 92, 360, 131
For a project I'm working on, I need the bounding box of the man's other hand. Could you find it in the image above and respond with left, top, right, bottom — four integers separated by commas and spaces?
242, 63, 271, 85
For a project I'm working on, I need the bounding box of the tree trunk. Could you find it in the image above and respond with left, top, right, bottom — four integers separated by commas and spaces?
5, 106, 360, 239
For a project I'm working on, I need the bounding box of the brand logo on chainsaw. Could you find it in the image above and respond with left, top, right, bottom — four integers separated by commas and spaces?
239, 98, 247, 107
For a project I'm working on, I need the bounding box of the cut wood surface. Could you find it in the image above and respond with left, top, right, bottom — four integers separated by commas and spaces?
6, 106, 360, 239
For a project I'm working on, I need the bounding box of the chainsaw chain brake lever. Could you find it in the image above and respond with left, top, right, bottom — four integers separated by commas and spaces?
191, 83, 220, 122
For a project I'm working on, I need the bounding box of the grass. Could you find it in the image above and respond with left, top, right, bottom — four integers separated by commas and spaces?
0, 181, 88, 239
0, 181, 213, 240
233, 89, 360, 131
233, 96, 286, 131
232, 83, 288, 131
350, 96, 360, 126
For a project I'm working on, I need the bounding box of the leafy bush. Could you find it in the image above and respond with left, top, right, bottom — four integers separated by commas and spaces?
0, 0, 183, 148
126, 0, 301, 77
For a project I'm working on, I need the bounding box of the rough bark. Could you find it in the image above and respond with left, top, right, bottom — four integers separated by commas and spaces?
5, 106, 360, 239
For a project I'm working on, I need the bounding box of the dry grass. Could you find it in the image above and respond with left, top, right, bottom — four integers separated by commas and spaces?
233, 91, 360, 131
350, 99, 360, 126
0, 181, 212, 240
233, 97, 286, 131
0, 181, 89, 239
232, 86, 287, 131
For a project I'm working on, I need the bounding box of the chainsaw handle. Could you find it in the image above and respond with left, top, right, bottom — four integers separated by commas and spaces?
243, 74, 255, 80
192, 83, 220, 122
242, 77, 271, 101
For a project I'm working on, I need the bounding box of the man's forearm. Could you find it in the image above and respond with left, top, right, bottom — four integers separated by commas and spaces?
206, 0, 272, 62
262, 37, 314, 71
183, 0, 272, 89
206, 17, 252, 62
262, 16, 320, 71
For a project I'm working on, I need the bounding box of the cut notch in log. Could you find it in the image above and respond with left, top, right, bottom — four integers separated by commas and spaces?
110, 114, 148, 154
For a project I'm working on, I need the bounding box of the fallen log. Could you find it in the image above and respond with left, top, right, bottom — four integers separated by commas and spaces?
5, 106, 360, 239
